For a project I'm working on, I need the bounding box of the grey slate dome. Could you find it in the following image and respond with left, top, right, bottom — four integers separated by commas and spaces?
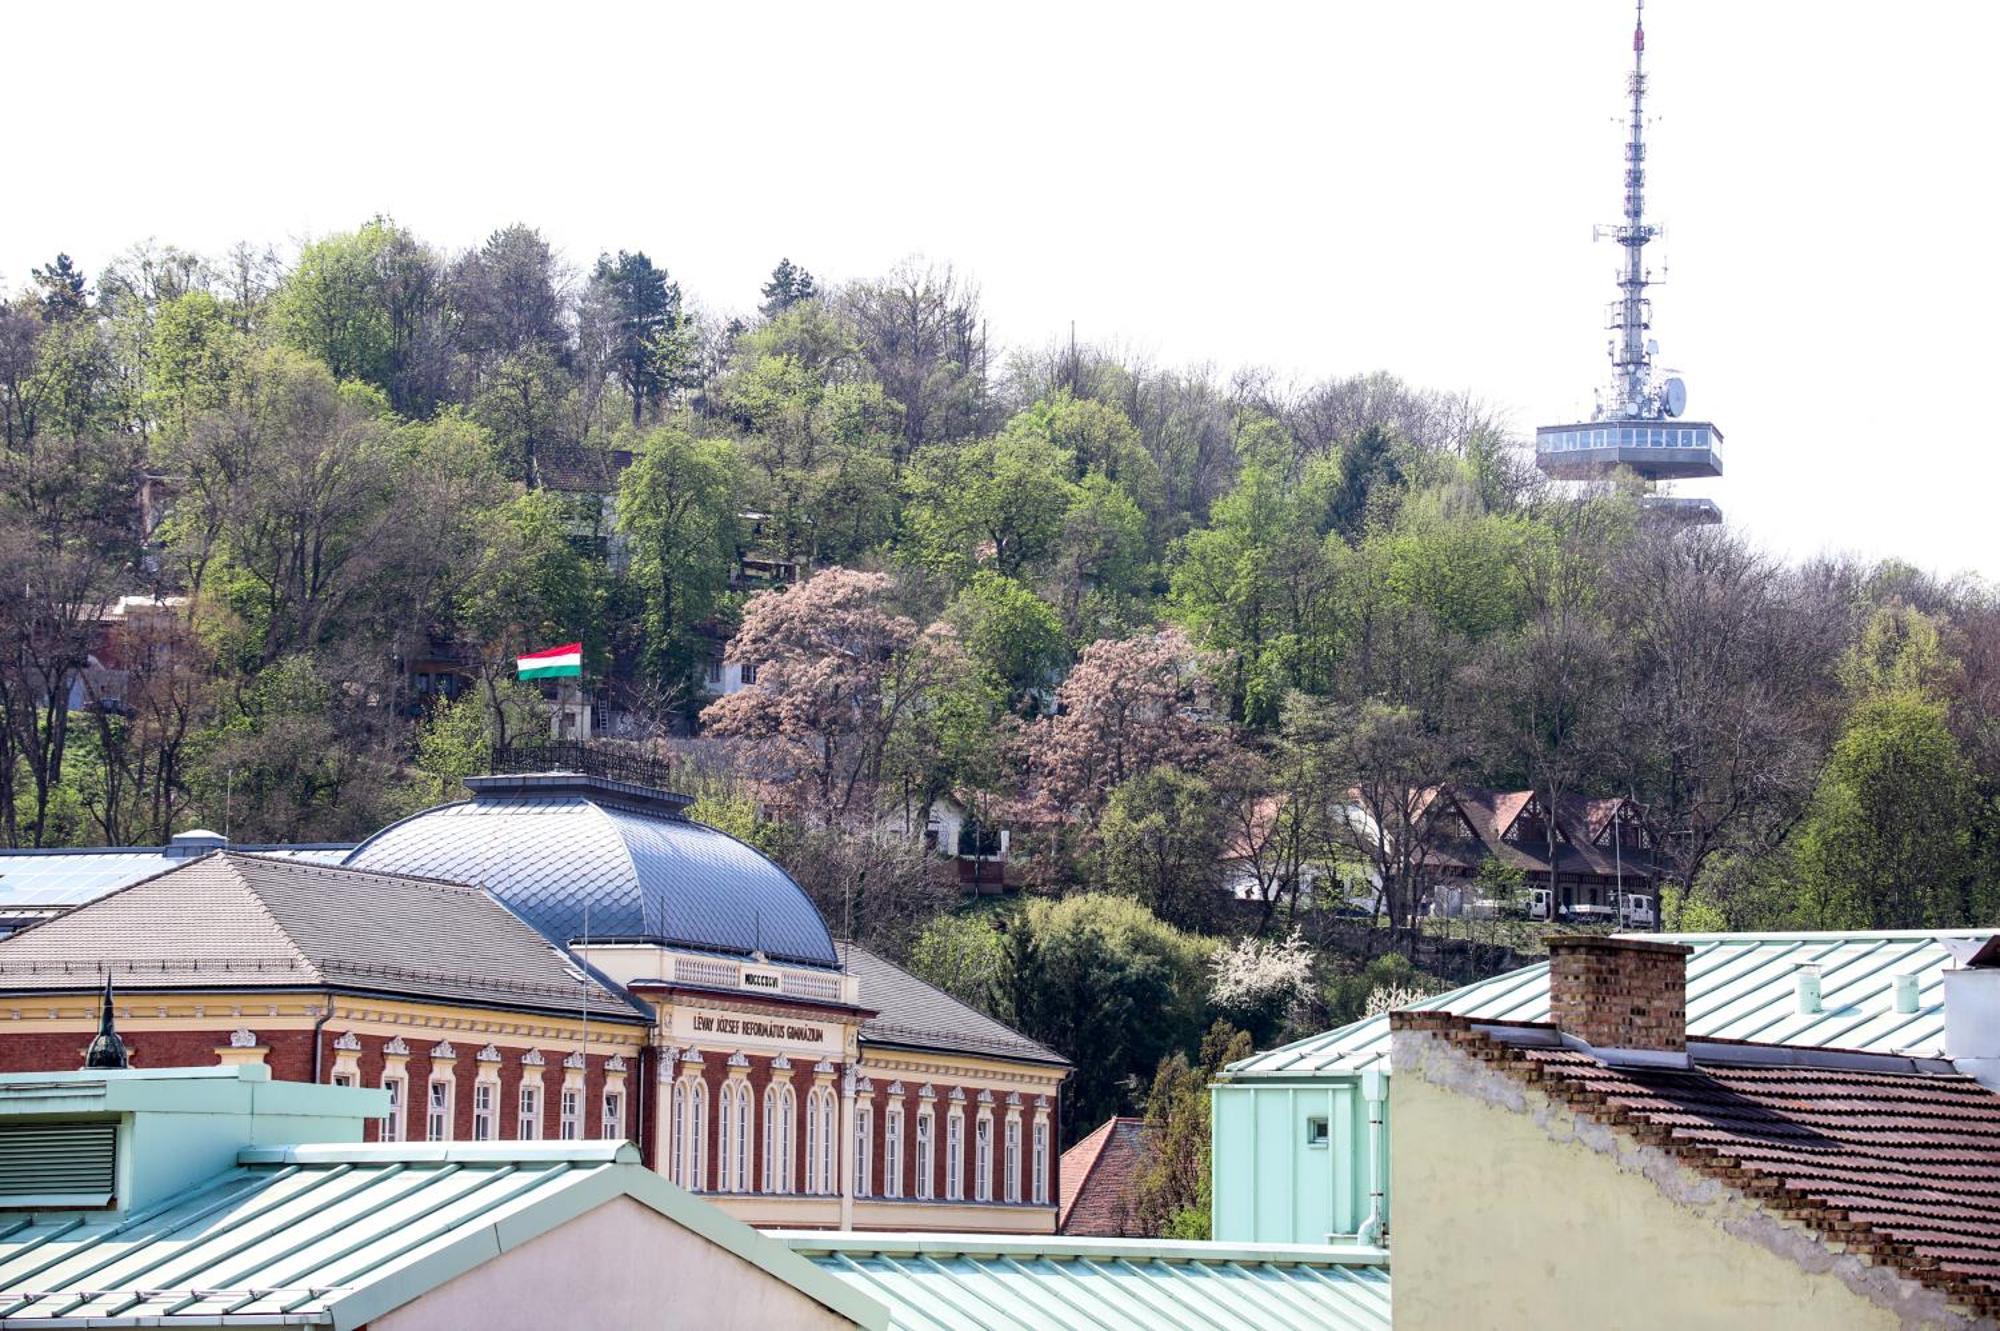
343, 772, 839, 968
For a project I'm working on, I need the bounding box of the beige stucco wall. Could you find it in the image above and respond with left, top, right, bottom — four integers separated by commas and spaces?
1390, 1029, 1989, 1331
373, 1195, 861, 1331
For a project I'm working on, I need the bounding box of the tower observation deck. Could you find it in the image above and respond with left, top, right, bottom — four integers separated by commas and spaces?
1535, 0, 1722, 523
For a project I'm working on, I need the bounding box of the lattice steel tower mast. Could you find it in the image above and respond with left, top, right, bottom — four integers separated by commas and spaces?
1535, 0, 1723, 524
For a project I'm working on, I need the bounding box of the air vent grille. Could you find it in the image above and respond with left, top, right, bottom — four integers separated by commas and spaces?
0, 1120, 116, 1201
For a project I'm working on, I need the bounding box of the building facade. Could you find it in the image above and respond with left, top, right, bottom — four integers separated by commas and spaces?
0, 772, 1069, 1233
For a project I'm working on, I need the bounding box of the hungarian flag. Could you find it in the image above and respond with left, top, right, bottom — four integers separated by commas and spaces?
516, 642, 583, 680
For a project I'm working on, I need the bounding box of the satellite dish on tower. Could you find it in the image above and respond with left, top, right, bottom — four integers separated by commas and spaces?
1663, 377, 1687, 417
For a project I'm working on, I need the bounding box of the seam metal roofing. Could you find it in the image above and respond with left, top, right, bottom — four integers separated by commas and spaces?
0, 1143, 886, 1330
773, 1232, 1391, 1331
1224, 929, 1979, 1079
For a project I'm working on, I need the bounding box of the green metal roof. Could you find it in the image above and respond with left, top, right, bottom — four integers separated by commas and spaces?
0, 1142, 885, 1329
1224, 929, 1978, 1079
774, 1232, 1391, 1331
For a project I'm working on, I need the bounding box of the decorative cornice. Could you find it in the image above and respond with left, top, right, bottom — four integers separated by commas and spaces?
431, 1041, 457, 1060
977, 1089, 994, 1104
383, 1036, 410, 1056
814, 1059, 835, 1076
477, 1043, 503, 1063
919, 1083, 936, 1099
949, 1087, 967, 1102
563, 1050, 586, 1070
680, 1049, 706, 1066
522, 1048, 546, 1066
856, 1078, 874, 1094
727, 1052, 751, 1068
887, 1081, 905, 1095
771, 1055, 792, 1071
1007, 1092, 1022, 1106
607, 1055, 628, 1073
332, 1031, 362, 1052
227, 1028, 259, 1049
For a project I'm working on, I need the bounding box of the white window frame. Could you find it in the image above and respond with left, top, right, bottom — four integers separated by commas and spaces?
855, 1102, 874, 1199
1005, 1118, 1021, 1203
472, 1081, 497, 1142
603, 1088, 625, 1142
884, 1104, 904, 1200
559, 1085, 582, 1140
915, 1109, 935, 1201
517, 1081, 542, 1140
1032, 1119, 1049, 1205
720, 1081, 752, 1193
381, 1074, 406, 1142
945, 1111, 963, 1201
671, 1074, 708, 1190
975, 1115, 992, 1203
762, 1081, 797, 1193
427, 1077, 454, 1142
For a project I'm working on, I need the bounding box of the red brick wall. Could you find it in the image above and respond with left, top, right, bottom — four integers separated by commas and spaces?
0, 1028, 316, 1079
1549, 936, 1694, 1052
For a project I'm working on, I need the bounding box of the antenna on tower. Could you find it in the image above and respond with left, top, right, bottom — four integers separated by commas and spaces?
1532, 0, 1725, 524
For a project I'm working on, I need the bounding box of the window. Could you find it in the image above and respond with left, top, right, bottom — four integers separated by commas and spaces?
518, 1082, 542, 1140
1032, 1120, 1048, 1205
739, 662, 758, 685
806, 1087, 836, 1195
914, 1110, 934, 1200
884, 1105, 904, 1199
1306, 1116, 1329, 1148
559, 1086, 582, 1141
855, 1103, 873, 1199
603, 1089, 625, 1141
705, 659, 723, 685
331, 1072, 356, 1089
472, 1083, 496, 1141
719, 1082, 751, 1192
762, 1082, 796, 1193
671, 1075, 708, 1189
975, 1117, 992, 1202
1004, 1120, 1021, 1203
945, 1114, 963, 1201
382, 1075, 406, 1142
427, 1077, 453, 1142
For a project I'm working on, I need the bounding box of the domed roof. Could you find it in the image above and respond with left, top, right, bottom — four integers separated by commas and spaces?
344, 773, 838, 968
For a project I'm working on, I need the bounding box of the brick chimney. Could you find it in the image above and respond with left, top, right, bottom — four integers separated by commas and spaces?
1548, 936, 1694, 1056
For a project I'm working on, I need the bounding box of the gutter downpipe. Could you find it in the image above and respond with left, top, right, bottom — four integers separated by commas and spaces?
310, 993, 334, 1083
1355, 1067, 1387, 1247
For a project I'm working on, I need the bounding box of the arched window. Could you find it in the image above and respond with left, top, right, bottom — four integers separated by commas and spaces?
884, 1105, 904, 1200
762, 1082, 797, 1193
855, 1102, 874, 1199
806, 1087, 837, 1195
975, 1115, 992, 1202
671, 1073, 708, 1190
945, 1112, 963, 1201
719, 1081, 752, 1193
914, 1109, 934, 1200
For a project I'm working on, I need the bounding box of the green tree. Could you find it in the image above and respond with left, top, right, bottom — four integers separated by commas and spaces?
907, 911, 1008, 1012
759, 258, 818, 319
615, 425, 740, 698
944, 572, 1067, 709
275, 217, 447, 414
1096, 766, 1229, 930
1793, 691, 1984, 928
1129, 1022, 1253, 1238
904, 433, 1077, 582
998, 894, 1215, 1142
586, 251, 691, 428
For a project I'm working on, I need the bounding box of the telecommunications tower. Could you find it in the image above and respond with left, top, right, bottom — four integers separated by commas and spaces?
1535, 0, 1723, 523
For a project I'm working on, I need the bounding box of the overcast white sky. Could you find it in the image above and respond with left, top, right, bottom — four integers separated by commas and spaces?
7, 2, 1995, 577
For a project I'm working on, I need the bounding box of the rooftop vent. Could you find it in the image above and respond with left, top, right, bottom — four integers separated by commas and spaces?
166, 828, 227, 857
0, 1120, 116, 1207
1893, 973, 1921, 1015
1795, 966, 1822, 1015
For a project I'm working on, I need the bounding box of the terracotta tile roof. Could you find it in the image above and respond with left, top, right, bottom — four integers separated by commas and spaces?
1058, 1116, 1150, 1236
1405, 1014, 2000, 1320
0, 852, 646, 1021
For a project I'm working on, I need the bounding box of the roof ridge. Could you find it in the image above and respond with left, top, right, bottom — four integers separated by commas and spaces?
217, 854, 327, 981
224, 849, 486, 894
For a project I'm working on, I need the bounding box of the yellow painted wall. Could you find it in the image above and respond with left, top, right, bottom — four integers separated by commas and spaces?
1391, 1035, 1976, 1331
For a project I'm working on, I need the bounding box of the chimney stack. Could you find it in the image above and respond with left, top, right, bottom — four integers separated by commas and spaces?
1942, 935, 2000, 1090
1548, 936, 1693, 1059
